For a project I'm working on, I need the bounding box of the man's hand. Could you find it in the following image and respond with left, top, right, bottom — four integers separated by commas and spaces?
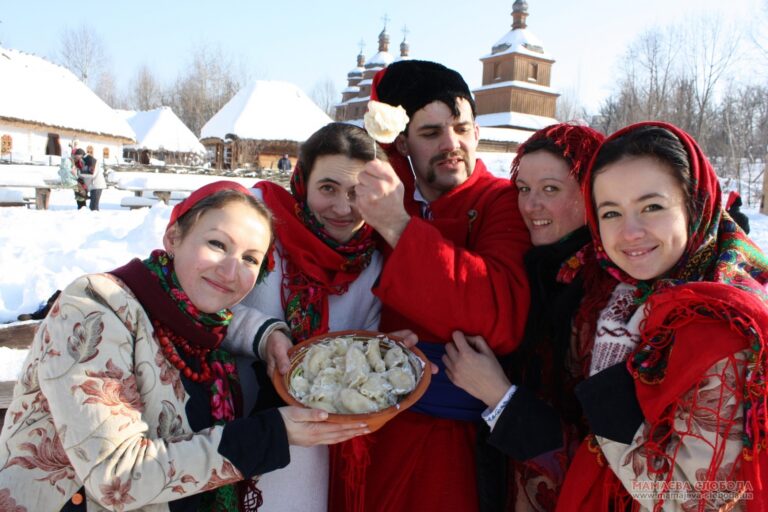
265, 330, 294, 376
355, 159, 411, 247
443, 331, 511, 408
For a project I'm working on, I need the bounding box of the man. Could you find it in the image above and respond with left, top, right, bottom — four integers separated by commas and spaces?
336, 60, 531, 512
277, 153, 292, 176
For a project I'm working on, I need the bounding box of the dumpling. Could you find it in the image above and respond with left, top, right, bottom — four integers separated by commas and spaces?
303, 344, 333, 380
291, 375, 310, 398
328, 336, 350, 356
344, 343, 371, 387
366, 339, 386, 373
339, 388, 379, 414
359, 373, 393, 403
384, 345, 408, 369
306, 396, 338, 414
387, 367, 416, 395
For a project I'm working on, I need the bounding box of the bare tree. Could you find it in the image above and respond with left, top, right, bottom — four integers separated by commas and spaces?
683, 15, 741, 141
165, 44, 248, 136
555, 86, 589, 123
57, 24, 107, 87
310, 79, 339, 117
93, 68, 126, 109
130, 65, 163, 111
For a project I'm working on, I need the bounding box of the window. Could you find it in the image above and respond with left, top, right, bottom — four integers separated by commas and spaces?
1, 134, 12, 155
46, 133, 62, 156
493, 62, 501, 80
528, 62, 539, 82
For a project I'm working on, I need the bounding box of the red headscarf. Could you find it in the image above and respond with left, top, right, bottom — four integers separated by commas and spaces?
511, 123, 605, 183
253, 165, 376, 342
560, 121, 768, 512
168, 180, 251, 229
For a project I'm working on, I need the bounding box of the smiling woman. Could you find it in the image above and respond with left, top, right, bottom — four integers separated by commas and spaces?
557, 123, 768, 512
0, 181, 369, 511
222, 123, 390, 512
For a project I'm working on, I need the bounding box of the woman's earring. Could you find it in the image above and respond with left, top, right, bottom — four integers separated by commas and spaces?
168, 252, 174, 260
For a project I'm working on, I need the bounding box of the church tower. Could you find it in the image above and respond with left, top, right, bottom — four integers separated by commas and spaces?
473, 1, 559, 130
335, 19, 400, 123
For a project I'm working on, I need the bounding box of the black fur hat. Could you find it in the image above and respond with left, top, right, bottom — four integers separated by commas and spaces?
373, 60, 476, 121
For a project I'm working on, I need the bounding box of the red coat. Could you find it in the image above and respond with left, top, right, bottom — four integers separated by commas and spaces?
376, 159, 530, 350
331, 159, 531, 512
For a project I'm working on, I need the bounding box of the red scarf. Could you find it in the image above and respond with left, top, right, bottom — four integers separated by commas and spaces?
253, 166, 376, 343
559, 122, 768, 512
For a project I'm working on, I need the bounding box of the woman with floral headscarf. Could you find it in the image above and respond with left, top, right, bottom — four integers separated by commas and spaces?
443, 123, 606, 511
556, 122, 768, 511
223, 123, 397, 512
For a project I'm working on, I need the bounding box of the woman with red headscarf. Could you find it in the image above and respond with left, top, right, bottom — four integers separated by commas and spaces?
443, 123, 606, 511
556, 122, 768, 511
223, 123, 396, 512
0, 181, 367, 512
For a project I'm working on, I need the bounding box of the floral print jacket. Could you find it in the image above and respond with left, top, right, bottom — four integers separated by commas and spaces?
0, 273, 289, 512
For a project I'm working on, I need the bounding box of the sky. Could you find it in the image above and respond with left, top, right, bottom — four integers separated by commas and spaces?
0, 163, 767, 381
0, 0, 764, 113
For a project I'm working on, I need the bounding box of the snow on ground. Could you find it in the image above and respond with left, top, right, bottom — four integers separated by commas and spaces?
0, 166, 767, 381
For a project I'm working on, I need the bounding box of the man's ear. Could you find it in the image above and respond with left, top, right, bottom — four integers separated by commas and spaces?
163, 224, 181, 254
395, 133, 409, 157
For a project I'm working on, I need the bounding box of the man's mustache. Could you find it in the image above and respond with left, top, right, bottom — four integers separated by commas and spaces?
429, 149, 468, 166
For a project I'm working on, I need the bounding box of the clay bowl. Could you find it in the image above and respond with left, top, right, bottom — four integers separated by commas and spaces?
271, 330, 431, 433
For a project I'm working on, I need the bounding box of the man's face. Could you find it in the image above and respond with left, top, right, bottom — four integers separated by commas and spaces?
397, 98, 479, 201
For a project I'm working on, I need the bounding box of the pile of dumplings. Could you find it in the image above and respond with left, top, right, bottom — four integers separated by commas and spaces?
289, 335, 420, 414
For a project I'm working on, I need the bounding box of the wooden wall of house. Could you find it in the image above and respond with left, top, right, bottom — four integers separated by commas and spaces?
475, 88, 557, 118
481, 55, 553, 86
201, 139, 300, 170
0, 117, 131, 164
477, 139, 521, 153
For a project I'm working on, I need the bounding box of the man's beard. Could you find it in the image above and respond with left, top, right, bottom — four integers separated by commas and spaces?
425, 149, 471, 184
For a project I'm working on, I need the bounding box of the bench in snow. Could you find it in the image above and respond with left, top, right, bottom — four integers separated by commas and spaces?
0, 320, 41, 422
120, 196, 159, 209
0, 188, 32, 208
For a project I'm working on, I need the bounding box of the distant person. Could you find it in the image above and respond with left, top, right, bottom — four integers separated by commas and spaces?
277, 153, 292, 176
72, 148, 89, 209
74, 149, 105, 210
726, 190, 750, 234
0, 181, 367, 511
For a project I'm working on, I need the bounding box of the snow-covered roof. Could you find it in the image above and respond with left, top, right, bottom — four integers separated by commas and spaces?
342, 86, 361, 94
117, 107, 205, 154
482, 28, 554, 61
365, 51, 394, 68
479, 126, 537, 144
200, 81, 333, 142
348, 66, 364, 77
474, 80, 558, 95
476, 111, 558, 131
0, 47, 134, 140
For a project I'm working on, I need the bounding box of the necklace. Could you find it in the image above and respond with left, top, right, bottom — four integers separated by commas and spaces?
153, 321, 212, 383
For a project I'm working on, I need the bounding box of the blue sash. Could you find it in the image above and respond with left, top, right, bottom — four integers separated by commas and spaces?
411, 341, 486, 422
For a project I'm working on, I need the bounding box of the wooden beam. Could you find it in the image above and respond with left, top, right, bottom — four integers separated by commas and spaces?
0, 381, 15, 411
762, 158, 768, 215
0, 320, 40, 349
